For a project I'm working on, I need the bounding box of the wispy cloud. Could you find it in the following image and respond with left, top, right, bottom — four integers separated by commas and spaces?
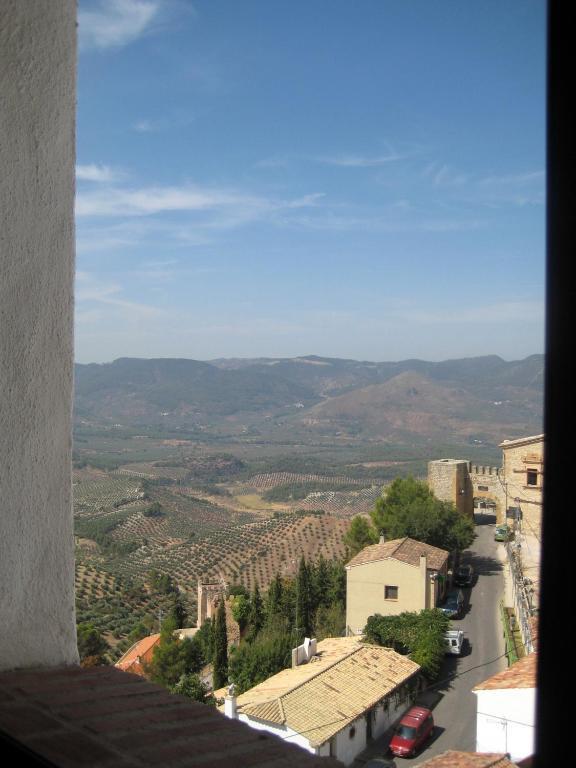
478, 170, 545, 187
76, 163, 125, 183
79, 0, 160, 50
133, 119, 158, 133
421, 161, 545, 206
366, 297, 544, 331
76, 181, 324, 226
281, 211, 482, 234
254, 155, 293, 170
318, 151, 404, 168
76, 271, 163, 316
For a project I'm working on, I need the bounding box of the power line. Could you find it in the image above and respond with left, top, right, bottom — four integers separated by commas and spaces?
476, 711, 535, 729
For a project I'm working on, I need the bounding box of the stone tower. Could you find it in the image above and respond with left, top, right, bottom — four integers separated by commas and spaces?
427, 459, 474, 518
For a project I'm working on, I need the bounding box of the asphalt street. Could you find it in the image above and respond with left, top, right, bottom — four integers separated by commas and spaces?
410, 511, 508, 764
355, 511, 509, 767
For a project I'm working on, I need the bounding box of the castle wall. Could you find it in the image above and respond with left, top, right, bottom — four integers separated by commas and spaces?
427, 459, 474, 518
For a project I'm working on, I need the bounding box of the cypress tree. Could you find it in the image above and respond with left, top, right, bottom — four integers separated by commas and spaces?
247, 583, 264, 642
212, 600, 228, 690
312, 555, 331, 610
266, 572, 283, 624
296, 557, 312, 638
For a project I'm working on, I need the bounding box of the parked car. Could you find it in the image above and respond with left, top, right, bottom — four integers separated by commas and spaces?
389, 705, 434, 758
439, 589, 464, 618
443, 629, 465, 655
364, 758, 397, 768
494, 524, 513, 542
453, 563, 474, 587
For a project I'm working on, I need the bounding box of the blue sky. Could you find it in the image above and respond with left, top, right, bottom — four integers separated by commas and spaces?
75, 0, 546, 364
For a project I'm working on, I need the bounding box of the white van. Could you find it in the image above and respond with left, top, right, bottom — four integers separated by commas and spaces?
444, 629, 464, 655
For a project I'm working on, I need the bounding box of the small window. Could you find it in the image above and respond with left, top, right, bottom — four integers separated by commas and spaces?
385, 585, 398, 600
349, 727, 356, 739
527, 469, 538, 486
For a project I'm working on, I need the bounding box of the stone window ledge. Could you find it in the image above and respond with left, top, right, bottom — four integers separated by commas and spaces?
0, 666, 342, 768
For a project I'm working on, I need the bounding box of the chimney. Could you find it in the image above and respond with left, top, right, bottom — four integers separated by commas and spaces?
224, 684, 237, 719
292, 637, 318, 667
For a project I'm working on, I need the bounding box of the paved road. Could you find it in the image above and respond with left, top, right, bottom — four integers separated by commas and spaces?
411, 512, 508, 764
355, 512, 508, 767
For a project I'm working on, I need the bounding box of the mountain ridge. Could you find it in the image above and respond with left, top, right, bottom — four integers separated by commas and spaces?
74, 354, 544, 447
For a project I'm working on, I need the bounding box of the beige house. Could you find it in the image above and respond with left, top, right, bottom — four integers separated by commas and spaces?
500, 434, 544, 538
345, 537, 449, 636
220, 636, 420, 766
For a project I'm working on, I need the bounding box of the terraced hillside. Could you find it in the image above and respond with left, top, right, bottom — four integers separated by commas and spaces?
248, 472, 366, 490
73, 463, 352, 647
292, 485, 383, 518
113, 513, 350, 599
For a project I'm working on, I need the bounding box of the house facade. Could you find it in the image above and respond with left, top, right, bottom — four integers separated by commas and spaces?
221, 636, 420, 766
473, 653, 537, 763
427, 434, 544, 529
345, 537, 449, 636
500, 435, 544, 540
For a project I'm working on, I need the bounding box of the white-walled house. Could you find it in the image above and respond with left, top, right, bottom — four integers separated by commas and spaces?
220, 636, 421, 766
473, 653, 537, 763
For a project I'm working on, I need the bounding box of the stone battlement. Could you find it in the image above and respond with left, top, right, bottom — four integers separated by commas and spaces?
469, 464, 502, 476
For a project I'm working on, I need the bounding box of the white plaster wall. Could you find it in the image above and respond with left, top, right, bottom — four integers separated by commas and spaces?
334, 714, 367, 766
475, 688, 536, 762
373, 693, 412, 740
238, 715, 316, 755
0, 1, 78, 669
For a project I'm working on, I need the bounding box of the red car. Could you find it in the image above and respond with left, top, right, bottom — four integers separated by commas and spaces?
389, 705, 434, 758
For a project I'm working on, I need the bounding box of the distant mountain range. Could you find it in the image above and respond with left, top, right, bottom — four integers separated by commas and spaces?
74, 354, 544, 445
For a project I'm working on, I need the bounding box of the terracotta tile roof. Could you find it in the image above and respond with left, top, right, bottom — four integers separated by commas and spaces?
223, 637, 420, 747
115, 633, 160, 675
346, 537, 448, 570
473, 652, 537, 691
499, 434, 544, 449
416, 751, 518, 768
0, 665, 344, 768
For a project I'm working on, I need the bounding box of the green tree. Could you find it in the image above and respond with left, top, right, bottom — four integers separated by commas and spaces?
364, 609, 449, 680
147, 617, 203, 688
231, 593, 251, 633
311, 555, 331, 610
149, 569, 177, 595
143, 501, 165, 518
194, 618, 214, 663
77, 623, 110, 665
314, 602, 346, 640
246, 584, 264, 642
344, 515, 378, 557
228, 629, 294, 694
279, 575, 297, 627
265, 573, 283, 625
295, 557, 313, 638
327, 560, 346, 606
212, 600, 228, 690
171, 672, 215, 705
371, 476, 475, 553
169, 594, 187, 629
